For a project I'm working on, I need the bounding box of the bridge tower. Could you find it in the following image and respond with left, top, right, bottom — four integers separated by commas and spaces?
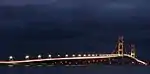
117, 36, 124, 56
130, 44, 136, 58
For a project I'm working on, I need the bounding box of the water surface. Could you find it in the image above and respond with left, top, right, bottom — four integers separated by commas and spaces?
0, 66, 150, 74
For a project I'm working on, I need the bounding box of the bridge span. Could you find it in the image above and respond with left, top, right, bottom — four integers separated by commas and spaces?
0, 54, 148, 66
0, 36, 148, 66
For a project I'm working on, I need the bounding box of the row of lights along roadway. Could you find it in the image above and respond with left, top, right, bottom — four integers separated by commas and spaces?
9, 54, 100, 60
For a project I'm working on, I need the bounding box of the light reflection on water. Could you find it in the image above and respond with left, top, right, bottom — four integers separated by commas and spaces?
0, 65, 150, 74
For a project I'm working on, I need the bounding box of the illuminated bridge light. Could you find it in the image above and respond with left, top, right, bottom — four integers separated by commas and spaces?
25, 55, 29, 59
60, 61, 63, 64
78, 54, 81, 57
96, 60, 99, 62
88, 54, 91, 56
93, 60, 95, 62
75, 62, 78, 64
92, 54, 95, 57
65, 61, 67, 63
109, 61, 112, 64
132, 62, 135, 64
69, 62, 71, 64
95, 54, 98, 56
83, 54, 86, 57
58, 55, 60, 57
38, 55, 42, 59
65, 54, 68, 57
48, 54, 51, 58
9, 56, 14, 60
72, 54, 75, 57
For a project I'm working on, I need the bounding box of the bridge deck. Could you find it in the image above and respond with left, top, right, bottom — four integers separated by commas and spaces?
0, 54, 147, 66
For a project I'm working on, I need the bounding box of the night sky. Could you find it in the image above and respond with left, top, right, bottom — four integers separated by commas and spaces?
0, 0, 150, 60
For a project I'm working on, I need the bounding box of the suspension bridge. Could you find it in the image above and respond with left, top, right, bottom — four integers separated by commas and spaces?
0, 36, 148, 66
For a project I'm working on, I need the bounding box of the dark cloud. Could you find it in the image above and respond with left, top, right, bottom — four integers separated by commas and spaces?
0, 0, 150, 59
